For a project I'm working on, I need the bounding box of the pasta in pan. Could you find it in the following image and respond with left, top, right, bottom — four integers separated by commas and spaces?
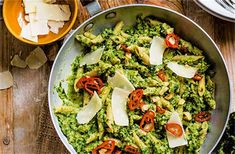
55, 16, 216, 153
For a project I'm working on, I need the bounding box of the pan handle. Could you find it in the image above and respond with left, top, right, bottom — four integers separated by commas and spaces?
80, 0, 102, 16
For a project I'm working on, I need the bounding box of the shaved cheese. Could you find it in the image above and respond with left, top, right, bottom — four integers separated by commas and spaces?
11, 55, 27, 68
30, 20, 49, 36
25, 47, 47, 69
36, 4, 71, 21
17, 12, 26, 28
0, 71, 13, 90
111, 87, 129, 126
166, 111, 187, 148
43, 0, 56, 3
20, 23, 38, 42
48, 21, 64, 34
107, 71, 135, 93
76, 92, 102, 124
150, 36, 167, 65
48, 21, 64, 28
80, 47, 104, 66
28, 13, 37, 22
24, 15, 30, 22
49, 27, 59, 34
20, 1, 71, 42
23, 0, 43, 13
167, 62, 198, 78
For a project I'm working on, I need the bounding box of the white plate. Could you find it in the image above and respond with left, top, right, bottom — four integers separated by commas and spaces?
194, 0, 235, 22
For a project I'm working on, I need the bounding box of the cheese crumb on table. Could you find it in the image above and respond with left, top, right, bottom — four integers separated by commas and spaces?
25, 47, 47, 69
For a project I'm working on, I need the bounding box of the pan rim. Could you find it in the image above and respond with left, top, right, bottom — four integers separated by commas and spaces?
48, 4, 232, 154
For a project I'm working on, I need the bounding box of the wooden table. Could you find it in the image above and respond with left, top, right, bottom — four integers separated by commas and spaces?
0, 0, 234, 153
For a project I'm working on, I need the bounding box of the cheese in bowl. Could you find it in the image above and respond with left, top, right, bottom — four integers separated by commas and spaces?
54, 16, 216, 153
3, 0, 78, 45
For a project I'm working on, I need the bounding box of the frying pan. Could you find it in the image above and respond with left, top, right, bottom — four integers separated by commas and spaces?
48, 1, 232, 153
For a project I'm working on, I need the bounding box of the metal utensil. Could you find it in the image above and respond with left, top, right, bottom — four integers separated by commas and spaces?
230, 0, 235, 3
48, 3, 231, 154
224, 0, 235, 9
215, 0, 235, 13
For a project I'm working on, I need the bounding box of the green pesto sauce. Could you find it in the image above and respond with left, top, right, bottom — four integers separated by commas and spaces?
55, 16, 216, 153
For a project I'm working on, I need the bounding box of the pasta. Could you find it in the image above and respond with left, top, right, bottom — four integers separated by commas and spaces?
55, 16, 216, 153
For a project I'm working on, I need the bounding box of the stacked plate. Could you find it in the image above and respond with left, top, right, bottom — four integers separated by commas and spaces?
194, 0, 235, 22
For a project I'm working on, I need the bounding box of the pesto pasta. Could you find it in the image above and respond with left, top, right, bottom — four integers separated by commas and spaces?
55, 16, 216, 154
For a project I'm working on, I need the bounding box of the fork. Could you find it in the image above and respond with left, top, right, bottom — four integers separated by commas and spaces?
223, 0, 235, 9
215, 0, 235, 14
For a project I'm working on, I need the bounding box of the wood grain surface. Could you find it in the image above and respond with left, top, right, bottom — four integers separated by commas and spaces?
0, 0, 234, 153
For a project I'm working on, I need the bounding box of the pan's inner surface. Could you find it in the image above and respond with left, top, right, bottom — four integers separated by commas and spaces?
49, 5, 230, 154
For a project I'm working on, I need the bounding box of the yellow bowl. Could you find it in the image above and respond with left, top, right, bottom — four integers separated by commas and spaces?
3, 0, 78, 45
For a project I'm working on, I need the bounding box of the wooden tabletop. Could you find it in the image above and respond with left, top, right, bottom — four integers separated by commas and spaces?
0, 0, 234, 153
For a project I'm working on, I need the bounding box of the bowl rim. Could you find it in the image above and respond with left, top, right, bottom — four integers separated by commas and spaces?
48, 4, 232, 154
3, 0, 78, 45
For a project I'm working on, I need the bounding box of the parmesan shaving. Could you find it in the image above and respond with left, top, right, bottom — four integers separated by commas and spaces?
80, 47, 104, 66
0, 71, 14, 90
24, 15, 30, 22
17, 12, 26, 28
23, 0, 43, 13
43, 0, 56, 3
166, 111, 187, 148
36, 4, 71, 21
30, 20, 49, 36
20, 23, 38, 42
111, 87, 129, 126
19, 1, 71, 42
11, 55, 27, 68
28, 13, 37, 22
150, 36, 167, 65
76, 92, 102, 124
48, 21, 64, 34
167, 62, 198, 78
25, 47, 47, 69
107, 71, 135, 93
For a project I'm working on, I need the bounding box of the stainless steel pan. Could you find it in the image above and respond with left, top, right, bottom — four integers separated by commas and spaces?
48, 2, 231, 154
